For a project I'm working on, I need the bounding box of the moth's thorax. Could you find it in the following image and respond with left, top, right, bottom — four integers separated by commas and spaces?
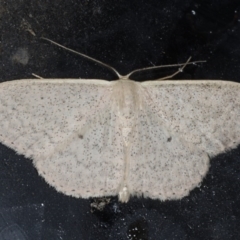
113, 79, 143, 150
113, 79, 142, 122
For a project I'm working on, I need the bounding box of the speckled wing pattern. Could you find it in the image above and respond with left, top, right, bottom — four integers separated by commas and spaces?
0, 79, 239, 202
0, 79, 125, 198
128, 80, 240, 200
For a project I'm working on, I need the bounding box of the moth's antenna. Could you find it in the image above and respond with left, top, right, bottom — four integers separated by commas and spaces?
125, 58, 206, 80
41, 37, 122, 79
32, 73, 43, 79
41, 37, 206, 81
155, 57, 193, 81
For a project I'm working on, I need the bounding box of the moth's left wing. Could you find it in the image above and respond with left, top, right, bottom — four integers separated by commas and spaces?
142, 80, 240, 157
127, 80, 240, 200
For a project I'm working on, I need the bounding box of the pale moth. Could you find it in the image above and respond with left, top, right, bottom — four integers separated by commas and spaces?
0, 38, 239, 203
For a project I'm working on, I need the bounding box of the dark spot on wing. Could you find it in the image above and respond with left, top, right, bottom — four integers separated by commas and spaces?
78, 134, 84, 139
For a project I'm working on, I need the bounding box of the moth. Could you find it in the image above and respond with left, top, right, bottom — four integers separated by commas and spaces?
0, 38, 239, 202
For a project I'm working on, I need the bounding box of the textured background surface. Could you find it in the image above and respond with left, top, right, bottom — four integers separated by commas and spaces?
0, 0, 240, 239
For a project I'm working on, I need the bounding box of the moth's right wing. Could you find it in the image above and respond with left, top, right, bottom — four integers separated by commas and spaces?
0, 79, 124, 198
